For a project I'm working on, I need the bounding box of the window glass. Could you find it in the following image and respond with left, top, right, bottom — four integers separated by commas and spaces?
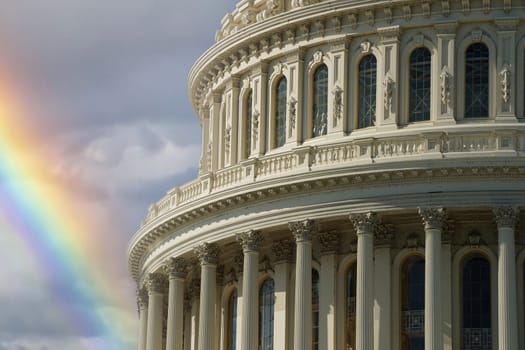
259, 278, 275, 350
346, 264, 357, 349
229, 289, 238, 350
276, 78, 287, 147
313, 65, 328, 137
358, 55, 377, 128
245, 91, 253, 158
409, 48, 431, 122
312, 269, 320, 350
465, 43, 489, 118
401, 256, 425, 350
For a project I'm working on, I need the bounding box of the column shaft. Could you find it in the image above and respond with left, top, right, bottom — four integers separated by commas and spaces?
138, 304, 148, 350
356, 231, 374, 350
166, 276, 185, 350
146, 274, 166, 350
198, 264, 216, 350
425, 227, 442, 350
294, 240, 312, 350
497, 226, 518, 350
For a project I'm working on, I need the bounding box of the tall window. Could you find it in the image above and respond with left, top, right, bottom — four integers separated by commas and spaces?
409, 48, 431, 122
312, 269, 320, 350
346, 264, 357, 350
462, 256, 491, 350
312, 64, 328, 137
275, 77, 287, 148
465, 43, 489, 118
401, 256, 425, 350
259, 278, 275, 350
245, 91, 253, 158
228, 289, 238, 350
358, 55, 377, 128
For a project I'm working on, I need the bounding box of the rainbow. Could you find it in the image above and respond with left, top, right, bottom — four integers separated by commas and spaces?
0, 81, 135, 349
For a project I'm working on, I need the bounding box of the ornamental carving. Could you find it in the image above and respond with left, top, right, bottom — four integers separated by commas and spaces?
440, 66, 452, 105
418, 207, 447, 230
234, 252, 244, 273
259, 255, 274, 273
288, 96, 297, 134
164, 257, 188, 279
225, 267, 237, 285
318, 231, 340, 254
333, 85, 343, 125
272, 240, 295, 263
146, 273, 167, 293
136, 286, 149, 308
308, 50, 325, 70
383, 75, 394, 111
289, 219, 317, 242
467, 231, 482, 247
225, 125, 231, 154
194, 242, 220, 265
375, 224, 394, 246
252, 109, 260, 144
257, 0, 282, 21
493, 206, 519, 228
237, 230, 264, 252
406, 233, 421, 249
500, 64, 511, 103
360, 40, 372, 53
189, 278, 201, 299
349, 212, 379, 235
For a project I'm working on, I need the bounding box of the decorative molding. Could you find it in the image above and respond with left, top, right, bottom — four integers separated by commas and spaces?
440, 66, 452, 105
418, 207, 447, 230
259, 255, 274, 273
272, 240, 295, 263
194, 242, 220, 265
493, 206, 520, 228
375, 224, 394, 246
308, 50, 326, 70
252, 109, 260, 144
225, 267, 237, 285
236, 230, 264, 252
467, 230, 482, 247
360, 40, 372, 54
234, 252, 244, 273
349, 212, 379, 235
136, 286, 149, 308
164, 257, 188, 279
383, 75, 394, 111
289, 219, 316, 242
333, 85, 343, 125
470, 30, 483, 42
406, 233, 421, 249
288, 96, 297, 134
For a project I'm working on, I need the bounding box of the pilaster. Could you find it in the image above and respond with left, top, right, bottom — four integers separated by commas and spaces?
328, 39, 349, 135
377, 26, 400, 129
495, 19, 518, 120
435, 22, 457, 123
251, 63, 269, 156
286, 49, 306, 145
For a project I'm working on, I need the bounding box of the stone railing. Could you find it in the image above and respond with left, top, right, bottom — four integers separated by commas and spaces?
142, 128, 525, 225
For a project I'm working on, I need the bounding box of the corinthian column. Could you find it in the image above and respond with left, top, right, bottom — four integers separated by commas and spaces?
137, 286, 149, 350
349, 212, 378, 350
146, 273, 167, 350
289, 220, 316, 350
165, 257, 188, 350
419, 207, 446, 350
493, 206, 519, 350
194, 243, 220, 350
236, 230, 264, 350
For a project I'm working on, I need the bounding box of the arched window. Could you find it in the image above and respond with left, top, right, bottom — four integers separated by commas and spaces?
312, 65, 328, 137
462, 256, 491, 350
228, 289, 238, 350
465, 43, 489, 118
409, 48, 431, 122
312, 269, 320, 350
245, 91, 253, 158
275, 77, 287, 148
259, 278, 275, 350
358, 55, 377, 128
345, 264, 357, 350
401, 256, 425, 350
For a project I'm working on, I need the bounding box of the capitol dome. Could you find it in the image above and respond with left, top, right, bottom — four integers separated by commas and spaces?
128, 1, 525, 350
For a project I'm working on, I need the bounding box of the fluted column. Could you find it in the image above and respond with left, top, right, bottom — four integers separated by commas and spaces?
419, 207, 446, 350
194, 243, 220, 350
137, 287, 149, 350
494, 206, 519, 350
350, 212, 378, 350
289, 220, 316, 350
237, 230, 264, 350
165, 258, 188, 350
146, 273, 167, 350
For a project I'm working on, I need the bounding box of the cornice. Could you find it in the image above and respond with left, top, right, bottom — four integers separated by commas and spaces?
128, 162, 525, 281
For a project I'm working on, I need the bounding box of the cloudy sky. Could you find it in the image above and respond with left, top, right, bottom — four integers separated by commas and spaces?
0, 1, 238, 349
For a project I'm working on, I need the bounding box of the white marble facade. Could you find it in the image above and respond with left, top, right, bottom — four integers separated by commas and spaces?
128, 1, 525, 350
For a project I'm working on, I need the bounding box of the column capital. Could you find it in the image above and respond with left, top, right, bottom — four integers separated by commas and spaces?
493, 206, 520, 229
289, 219, 317, 242
272, 239, 295, 263
418, 207, 447, 230
318, 231, 340, 254
146, 273, 167, 294
164, 257, 188, 279
236, 230, 264, 252
137, 286, 149, 308
375, 224, 394, 247
349, 212, 379, 235
194, 242, 220, 265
